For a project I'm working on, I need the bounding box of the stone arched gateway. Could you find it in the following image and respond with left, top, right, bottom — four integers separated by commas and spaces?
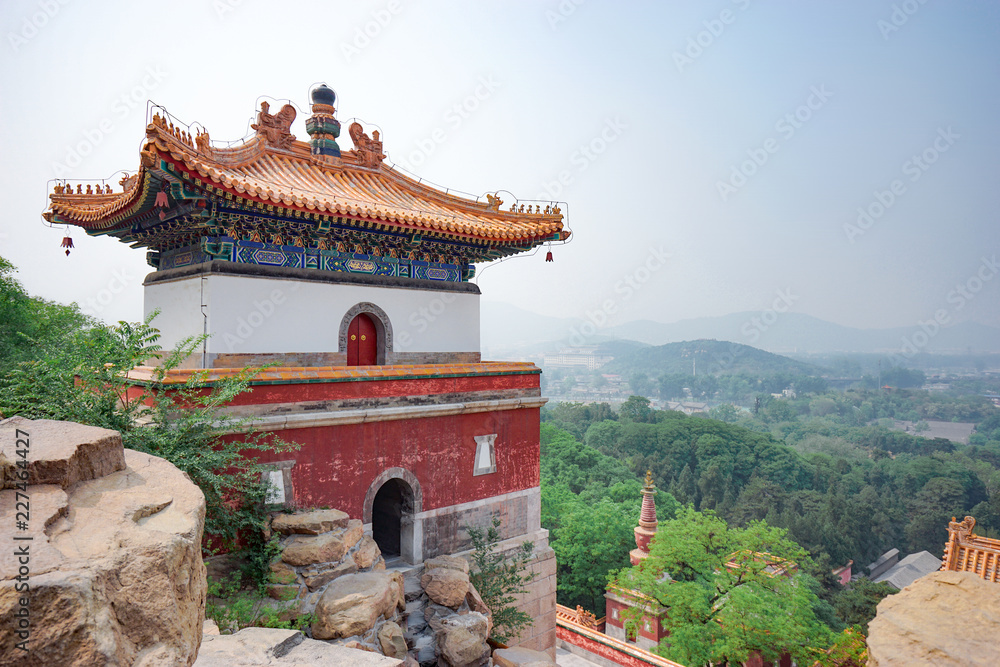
338, 302, 393, 365
363, 467, 422, 564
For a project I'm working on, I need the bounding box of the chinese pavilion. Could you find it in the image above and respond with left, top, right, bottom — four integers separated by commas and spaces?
43, 84, 567, 654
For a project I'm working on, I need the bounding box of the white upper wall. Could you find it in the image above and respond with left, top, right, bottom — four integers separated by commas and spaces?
144, 272, 480, 356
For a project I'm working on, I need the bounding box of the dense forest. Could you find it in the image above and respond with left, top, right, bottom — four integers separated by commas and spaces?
541, 394, 1000, 623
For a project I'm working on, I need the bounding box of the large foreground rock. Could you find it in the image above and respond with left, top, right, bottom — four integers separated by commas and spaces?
437, 612, 491, 667
868, 570, 1000, 666
312, 571, 404, 639
194, 627, 403, 666
0, 417, 207, 666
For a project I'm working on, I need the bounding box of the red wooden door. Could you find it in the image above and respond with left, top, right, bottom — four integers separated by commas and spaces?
347, 314, 378, 365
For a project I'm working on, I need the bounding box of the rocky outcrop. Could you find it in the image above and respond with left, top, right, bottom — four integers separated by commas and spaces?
868, 570, 1000, 666
227, 509, 496, 666
271, 508, 349, 536
194, 627, 403, 666
0, 416, 207, 666
405, 556, 493, 667
312, 571, 405, 639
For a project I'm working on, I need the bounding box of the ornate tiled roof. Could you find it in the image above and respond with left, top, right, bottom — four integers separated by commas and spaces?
43, 91, 568, 262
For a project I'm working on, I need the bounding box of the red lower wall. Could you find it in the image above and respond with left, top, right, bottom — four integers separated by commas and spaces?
241, 406, 541, 517
558, 626, 667, 667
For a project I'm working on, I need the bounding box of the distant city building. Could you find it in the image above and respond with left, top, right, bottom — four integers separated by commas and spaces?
665, 400, 708, 415
543, 352, 614, 370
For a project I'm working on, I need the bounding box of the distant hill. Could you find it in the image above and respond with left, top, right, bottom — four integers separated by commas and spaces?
602, 339, 825, 378
480, 302, 1000, 356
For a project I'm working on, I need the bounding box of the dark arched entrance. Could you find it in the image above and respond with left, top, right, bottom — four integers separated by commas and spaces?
371, 478, 413, 560
346, 313, 377, 365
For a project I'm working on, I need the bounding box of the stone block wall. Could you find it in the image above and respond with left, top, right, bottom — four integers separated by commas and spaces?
513, 541, 557, 657
450, 529, 557, 658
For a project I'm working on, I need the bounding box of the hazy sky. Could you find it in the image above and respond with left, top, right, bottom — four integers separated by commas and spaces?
2, 0, 998, 334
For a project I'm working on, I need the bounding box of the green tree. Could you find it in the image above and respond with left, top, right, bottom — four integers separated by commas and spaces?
0, 315, 298, 565
619, 395, 653, 423
629, 372, 653, 397
833, 578, 897, 633
905, 477, 965, 555
0, 255, 91, 376
612, 507, 834, 666
658, 373, 687, 400
708, 403, 742, 423
467, 515, 537, 644
551, 496, 635, 612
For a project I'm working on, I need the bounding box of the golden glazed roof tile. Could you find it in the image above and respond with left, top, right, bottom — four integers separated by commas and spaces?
126, 361, 540, 385
45, 107, 568, 248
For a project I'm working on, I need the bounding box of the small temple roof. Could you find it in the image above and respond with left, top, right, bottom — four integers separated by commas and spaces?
43, 89, 568, 261
873, 551, 942, 590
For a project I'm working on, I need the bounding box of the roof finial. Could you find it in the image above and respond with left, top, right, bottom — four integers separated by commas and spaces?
306, 83, 341, 159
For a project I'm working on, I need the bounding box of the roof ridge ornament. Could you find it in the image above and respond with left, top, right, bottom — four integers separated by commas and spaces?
252, 101, 297, 150
349, 122, 385, 169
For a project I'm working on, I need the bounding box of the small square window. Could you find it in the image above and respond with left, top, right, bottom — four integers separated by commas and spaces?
261, 460, 295, 506
473, 434, 497, 476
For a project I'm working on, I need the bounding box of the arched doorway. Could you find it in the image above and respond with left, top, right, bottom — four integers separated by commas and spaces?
371, 478, 413, 560
346, 313, 377, 365
339, 303, 393, 365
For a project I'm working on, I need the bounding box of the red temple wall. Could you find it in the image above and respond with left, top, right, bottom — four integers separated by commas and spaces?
241, 406, 541, 517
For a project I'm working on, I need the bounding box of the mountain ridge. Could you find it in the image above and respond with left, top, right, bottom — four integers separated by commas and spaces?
480, 301, 1000, 356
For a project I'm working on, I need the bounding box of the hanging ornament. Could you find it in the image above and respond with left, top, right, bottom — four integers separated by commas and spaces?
61, 234, 74, 257
545, 245, 553, 262
154, 183, 169, 208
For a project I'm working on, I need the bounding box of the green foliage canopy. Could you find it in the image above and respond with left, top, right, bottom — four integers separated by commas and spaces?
612, 507, 833, 666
